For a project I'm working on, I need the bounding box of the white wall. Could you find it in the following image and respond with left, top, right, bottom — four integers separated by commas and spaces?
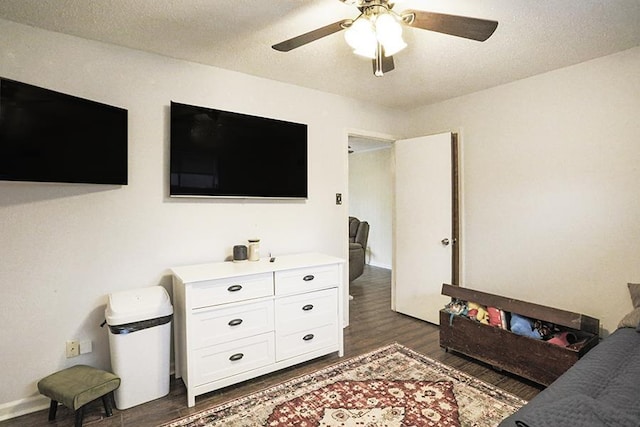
0, 19, 402, 416
403, 46, 640, 335
2, 15, 639, 419
348, 148, 393, 269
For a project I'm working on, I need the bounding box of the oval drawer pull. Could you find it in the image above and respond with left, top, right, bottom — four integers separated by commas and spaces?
303, 275, 315, 282
303, 334, 315, 341
229, 353, 244, 361
227, 284, 243, 292
228, 318, 243, 326
302, 304, 314, 311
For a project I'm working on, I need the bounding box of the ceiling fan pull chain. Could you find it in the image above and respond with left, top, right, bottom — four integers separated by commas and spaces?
374, 43, 384, 77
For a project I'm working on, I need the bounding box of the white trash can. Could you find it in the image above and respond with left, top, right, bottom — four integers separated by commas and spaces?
105, 286, 173, 410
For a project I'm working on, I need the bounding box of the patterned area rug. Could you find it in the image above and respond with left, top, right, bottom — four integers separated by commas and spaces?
162, 344, 526, 427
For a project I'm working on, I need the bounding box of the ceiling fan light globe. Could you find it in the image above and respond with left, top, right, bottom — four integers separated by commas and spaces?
375, 13, 403, 41
382, 37, 407, 56
344, 18, 376, 50
374, 13, 406, 56
353, 46, 377, 59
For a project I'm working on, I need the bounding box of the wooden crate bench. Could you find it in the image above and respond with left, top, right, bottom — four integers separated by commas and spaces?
439, 283, 600, 386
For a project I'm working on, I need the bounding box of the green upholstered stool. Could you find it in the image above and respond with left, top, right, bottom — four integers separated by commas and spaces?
37, 365, 120, 427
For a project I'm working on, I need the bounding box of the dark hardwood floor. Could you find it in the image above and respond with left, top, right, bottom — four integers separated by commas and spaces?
3, 265, 542, 426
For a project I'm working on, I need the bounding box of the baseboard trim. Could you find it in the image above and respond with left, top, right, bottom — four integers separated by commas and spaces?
368, 261, 391, 270
0, 395, 49, 421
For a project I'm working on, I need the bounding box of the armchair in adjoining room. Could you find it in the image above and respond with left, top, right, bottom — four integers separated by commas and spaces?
348, 216, 370, 282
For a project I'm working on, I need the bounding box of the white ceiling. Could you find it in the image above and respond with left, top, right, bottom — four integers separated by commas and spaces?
1, 0, 639, 110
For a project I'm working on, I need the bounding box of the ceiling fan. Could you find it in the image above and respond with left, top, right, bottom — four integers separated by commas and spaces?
272, 0, 498, 76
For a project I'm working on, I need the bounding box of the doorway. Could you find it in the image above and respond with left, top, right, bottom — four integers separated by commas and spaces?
348, 135, 394, 270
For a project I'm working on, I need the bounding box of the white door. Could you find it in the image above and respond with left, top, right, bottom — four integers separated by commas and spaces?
393, 132, 455, 324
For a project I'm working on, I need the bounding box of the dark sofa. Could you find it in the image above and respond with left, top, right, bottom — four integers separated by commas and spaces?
500, 283, 640, 427
348, 216, 369, 282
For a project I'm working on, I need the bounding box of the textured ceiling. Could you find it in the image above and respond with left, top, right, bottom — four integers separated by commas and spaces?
1, 0, 639, 110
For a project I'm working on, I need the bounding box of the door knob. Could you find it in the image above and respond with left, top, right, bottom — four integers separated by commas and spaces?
441, 238, 450, 246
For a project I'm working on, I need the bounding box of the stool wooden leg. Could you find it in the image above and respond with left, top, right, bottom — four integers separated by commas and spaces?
74, 406, 84, 427
48, 400, 58, 421
102, 392, 114, 417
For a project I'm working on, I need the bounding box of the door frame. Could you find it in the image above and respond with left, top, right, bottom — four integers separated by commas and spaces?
451, 133, 461, 285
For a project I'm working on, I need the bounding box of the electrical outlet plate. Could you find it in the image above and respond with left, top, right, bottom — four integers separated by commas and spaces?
66, 340, 80, 358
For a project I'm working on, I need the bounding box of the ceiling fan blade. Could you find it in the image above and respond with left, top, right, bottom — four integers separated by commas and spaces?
403, 10, 498, 42
272, 20, 351, 52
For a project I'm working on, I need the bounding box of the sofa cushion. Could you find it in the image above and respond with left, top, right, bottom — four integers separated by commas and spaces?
348, 217, 360, 243
618, 308, 640, 329
618, 283, 640, 329
628, 283, 640, 308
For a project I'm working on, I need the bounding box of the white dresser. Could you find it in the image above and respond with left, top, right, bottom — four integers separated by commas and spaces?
171, 252, 345, 407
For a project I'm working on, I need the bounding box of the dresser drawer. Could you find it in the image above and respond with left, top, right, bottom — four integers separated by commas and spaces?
192, 300, 274, 348
190, 273, 273, 309
276, 323, 338, 361
193, 333, 275, 386
275, 264, 340, 295
275, 288, 338, 333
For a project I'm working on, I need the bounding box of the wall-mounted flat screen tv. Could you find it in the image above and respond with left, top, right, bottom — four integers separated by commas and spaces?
170, 101, 308, 199
0, 78, 128, 185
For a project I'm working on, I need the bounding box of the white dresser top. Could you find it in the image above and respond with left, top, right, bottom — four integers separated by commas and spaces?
171, 252, 344, 284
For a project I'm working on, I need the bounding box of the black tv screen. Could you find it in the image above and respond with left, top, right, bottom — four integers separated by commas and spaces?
0, 78, 128, 185
170, 101, 308, 199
